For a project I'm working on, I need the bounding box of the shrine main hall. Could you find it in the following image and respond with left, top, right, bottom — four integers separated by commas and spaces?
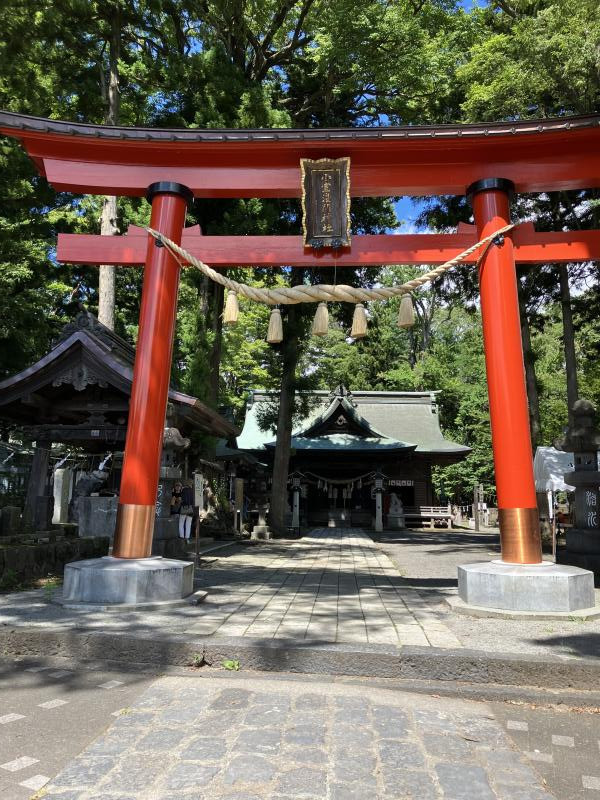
237, 385, 468, 528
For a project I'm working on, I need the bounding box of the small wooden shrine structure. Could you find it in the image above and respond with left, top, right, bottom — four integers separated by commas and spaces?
0, 311, 237, 529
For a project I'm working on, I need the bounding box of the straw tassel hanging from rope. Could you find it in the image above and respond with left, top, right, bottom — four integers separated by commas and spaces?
351, 303, 368, 339
266, 307, 283, 344
397, 294, 415, 328
148, 222, 514, 343
311, 302, 329, 337
223, 290, 239, 325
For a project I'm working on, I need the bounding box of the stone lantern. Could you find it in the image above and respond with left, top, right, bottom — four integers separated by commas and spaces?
555, 399, 600, 577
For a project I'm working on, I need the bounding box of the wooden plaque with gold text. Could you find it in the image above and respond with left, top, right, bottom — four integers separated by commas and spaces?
301, 157, 351, 249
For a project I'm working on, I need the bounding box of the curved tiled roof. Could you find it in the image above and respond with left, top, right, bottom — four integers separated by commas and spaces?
237, 388, 469, 459
277, 434, 416, 453
0, 312, 238, 439
1, 110, 598, 142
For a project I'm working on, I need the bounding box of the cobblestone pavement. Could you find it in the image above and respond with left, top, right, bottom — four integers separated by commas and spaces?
0, 530, 461, 649
41, 673, 565, 800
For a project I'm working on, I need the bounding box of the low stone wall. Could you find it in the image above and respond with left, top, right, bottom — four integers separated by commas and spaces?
0, 535, 109, 583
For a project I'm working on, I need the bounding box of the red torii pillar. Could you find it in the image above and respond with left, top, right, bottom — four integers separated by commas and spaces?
468, 178, 542, 564
113, 181, 192, 559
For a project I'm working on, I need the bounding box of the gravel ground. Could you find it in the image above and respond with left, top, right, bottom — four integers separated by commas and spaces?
376, 527, 600, 660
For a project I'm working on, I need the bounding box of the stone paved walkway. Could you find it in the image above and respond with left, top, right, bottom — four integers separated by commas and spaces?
191, 529, 462, 647
2, 527, 598, 661
41, 674, 558, 800
0, 529, 461, 649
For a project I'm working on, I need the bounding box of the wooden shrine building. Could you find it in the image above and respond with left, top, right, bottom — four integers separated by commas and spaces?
0, 311, 237, 531
237, 385, 469, 528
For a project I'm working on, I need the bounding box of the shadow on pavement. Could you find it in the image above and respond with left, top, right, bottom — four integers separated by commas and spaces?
527, 633, 600, 659
0, 655, 156, 693
375, 528, 502, 557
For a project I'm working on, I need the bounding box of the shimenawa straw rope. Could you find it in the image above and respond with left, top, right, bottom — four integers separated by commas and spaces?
146, 224, 515, 307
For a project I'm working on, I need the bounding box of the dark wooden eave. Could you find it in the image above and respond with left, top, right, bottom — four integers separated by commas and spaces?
0, 316, 238, 439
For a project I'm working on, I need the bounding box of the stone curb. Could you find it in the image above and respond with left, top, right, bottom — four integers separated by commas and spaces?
5, 651, 600, 709
446, 594, 600, 620
1, 626, 599, 691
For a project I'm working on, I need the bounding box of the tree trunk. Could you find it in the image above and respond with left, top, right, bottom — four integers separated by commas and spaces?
98, 8, 120, 330
558, 263, 579, 423
517, 279, 541, 447
208, 283, 225, 408
269, 306, 299, 535
98, 196, 118, 328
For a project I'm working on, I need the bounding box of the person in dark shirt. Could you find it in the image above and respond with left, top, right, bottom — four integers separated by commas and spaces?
171, 482, 183, 515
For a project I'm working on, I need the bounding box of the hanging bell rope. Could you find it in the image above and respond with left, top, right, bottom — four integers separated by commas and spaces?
146, 223, 515, 308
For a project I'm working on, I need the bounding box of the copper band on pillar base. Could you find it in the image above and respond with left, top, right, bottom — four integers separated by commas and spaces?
498, 507, 542, 564
113, 504, 155, 559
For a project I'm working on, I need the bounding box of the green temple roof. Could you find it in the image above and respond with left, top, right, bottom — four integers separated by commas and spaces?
267, 434, 415, 453
237, 386, 470, 461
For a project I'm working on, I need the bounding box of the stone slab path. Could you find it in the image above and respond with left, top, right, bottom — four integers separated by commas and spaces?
0, 529, 461, 649
2, 528, 598, 661
41, 673, 559, 800
191, 529, 462, 647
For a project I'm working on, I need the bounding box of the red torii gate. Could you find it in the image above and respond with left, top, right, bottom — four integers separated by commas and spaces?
2, 111, 600, 568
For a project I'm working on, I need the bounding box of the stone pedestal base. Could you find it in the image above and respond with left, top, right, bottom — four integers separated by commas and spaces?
387, 513, 405, 530
251, 526, 273, 540
566, 527, 600, 554
559, 528, 600, 584
458, 560, 595, 612
62, 556, 194, 608
153, 516, 189, 559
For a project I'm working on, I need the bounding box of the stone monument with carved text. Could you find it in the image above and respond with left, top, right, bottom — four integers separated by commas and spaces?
556, 399, 600, 580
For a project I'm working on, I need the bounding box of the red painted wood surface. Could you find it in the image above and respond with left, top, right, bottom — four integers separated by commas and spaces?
40, 154, 600, 197
114, 192, 187, 558
473, 188, 541, 563
3, 118, 599, 196
57, 224, 600, 267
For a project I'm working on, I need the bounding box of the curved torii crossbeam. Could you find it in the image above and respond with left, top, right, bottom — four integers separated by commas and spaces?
2, 110, 600, 566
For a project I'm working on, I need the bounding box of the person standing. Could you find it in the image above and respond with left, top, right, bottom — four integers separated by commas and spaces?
171, 481, 183, 515
177, 481, 195, 540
